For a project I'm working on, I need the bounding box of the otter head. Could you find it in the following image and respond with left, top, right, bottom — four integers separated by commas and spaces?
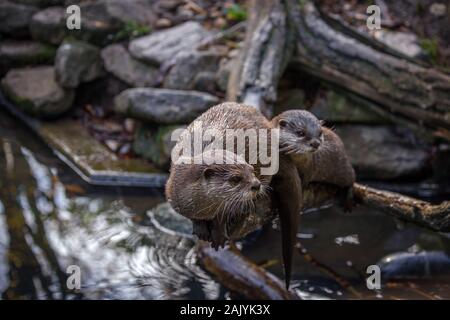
273, 110, 323, 155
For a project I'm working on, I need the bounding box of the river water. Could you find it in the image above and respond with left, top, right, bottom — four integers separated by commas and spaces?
0, 109, 449, 300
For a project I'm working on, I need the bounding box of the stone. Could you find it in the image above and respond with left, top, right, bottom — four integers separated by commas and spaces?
30, 6, 66, 45
215, 57, 234, 92
101, 44, 160, 87
129, 21, 212, 66
309, 89, 387, 124
372, 30, 424, 59
133, 124, 186, 170
0, 40, 56, 75
0, 1, 38, 37
1, 66, 74, 118
114, 88, 219, 124
379, 251, 450, 280
193, 71, 218, 93
163, 50, 222, 90
335, 125, 430, 180
66, 0, 156, 46
155, 18, 172, 29
55, 40, 104, 88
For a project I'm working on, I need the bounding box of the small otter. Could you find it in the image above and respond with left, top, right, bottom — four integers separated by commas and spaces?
166, 149, 271, 247
166, 102, 302, 289
272, 110, 355, 209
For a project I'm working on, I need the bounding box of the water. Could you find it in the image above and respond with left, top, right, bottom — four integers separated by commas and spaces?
1, 110, 449, 300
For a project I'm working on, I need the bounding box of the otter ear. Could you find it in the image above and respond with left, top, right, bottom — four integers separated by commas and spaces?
203, 168, 215, 179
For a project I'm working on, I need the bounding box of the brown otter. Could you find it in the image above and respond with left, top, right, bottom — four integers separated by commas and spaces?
166, 102, 302, 289
272, 109, 355, 209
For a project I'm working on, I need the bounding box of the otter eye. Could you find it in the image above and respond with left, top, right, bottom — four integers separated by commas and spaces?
279, 120, 288, 127
296, 129, 305, 137
229, 176, 242, 184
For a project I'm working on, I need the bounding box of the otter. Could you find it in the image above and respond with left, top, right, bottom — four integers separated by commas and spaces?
166, 102, 302, 289
272, 109, 355, 210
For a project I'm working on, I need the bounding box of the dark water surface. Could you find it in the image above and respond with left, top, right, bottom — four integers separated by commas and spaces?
1, 110, 449, 300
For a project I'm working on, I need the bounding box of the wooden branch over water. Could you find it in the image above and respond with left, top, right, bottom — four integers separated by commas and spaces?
353, 183, 450, 232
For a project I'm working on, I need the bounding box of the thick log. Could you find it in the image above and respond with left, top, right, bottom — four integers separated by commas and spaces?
198, 243, 297, 300
227, 0, 293, 116
287, 1, 450, 140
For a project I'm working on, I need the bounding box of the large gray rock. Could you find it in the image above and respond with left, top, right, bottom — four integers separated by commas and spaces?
129, 21, 212, 65
55, 40, 104, 88
133, 124, 186, 170
335, 125, 430, 180
0, 40, 56, 75
67, 0, 156, 45
114, 88, 219, 124
1, 66, 74, 118
101, 44, 160, 87
0, 1, 38, 36
163, 50, 222, 90
30, 6, 66, 45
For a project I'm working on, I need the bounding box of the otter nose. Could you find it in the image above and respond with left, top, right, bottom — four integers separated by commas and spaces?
251, 180, 261, 192
310, 139, 320, 149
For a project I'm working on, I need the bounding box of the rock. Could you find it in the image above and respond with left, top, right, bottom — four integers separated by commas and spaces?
114, 88, 219, 124
0, 40, 56, 75
155, 18, 172, 29
148, 202, 193, 238
309, 89, 387, 124
0, 1, 38, 37
1, 66, 74, 118
432, 144, 450, 182
133, 124, 186, 170
129, 21, 212, 66
215, 57, 235, 92
372, 30, 424, 59
193, 71, 218, 93
55, 40, 104, 88
163, 51, 222, 90
335, 125, 430, 180
379, 251, 450, 280
67, 0, 156, 45
30, 6, 66, 45
101, 44, 160, 87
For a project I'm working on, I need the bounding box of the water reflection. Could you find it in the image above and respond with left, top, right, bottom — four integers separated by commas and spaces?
0, 113, 220, 300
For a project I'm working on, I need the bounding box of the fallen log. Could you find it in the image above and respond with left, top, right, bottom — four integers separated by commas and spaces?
228, 0, 450, 140
353, 183, 450, 232
197, 242, 297, 300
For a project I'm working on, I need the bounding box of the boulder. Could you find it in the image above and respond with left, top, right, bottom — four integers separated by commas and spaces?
55, 40, 104, 88
335, 125, 430, 180
114, 88, 219, 124
0, 1, 38, 37
67, 0, 156, 45
101, 44, 160, 87
129, 21, 212, 65
133, 124, 186, 170
163, 50, 222, 90
30, 6, 66, 45
1, 66, 74, 118
0, 40, 56, 75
